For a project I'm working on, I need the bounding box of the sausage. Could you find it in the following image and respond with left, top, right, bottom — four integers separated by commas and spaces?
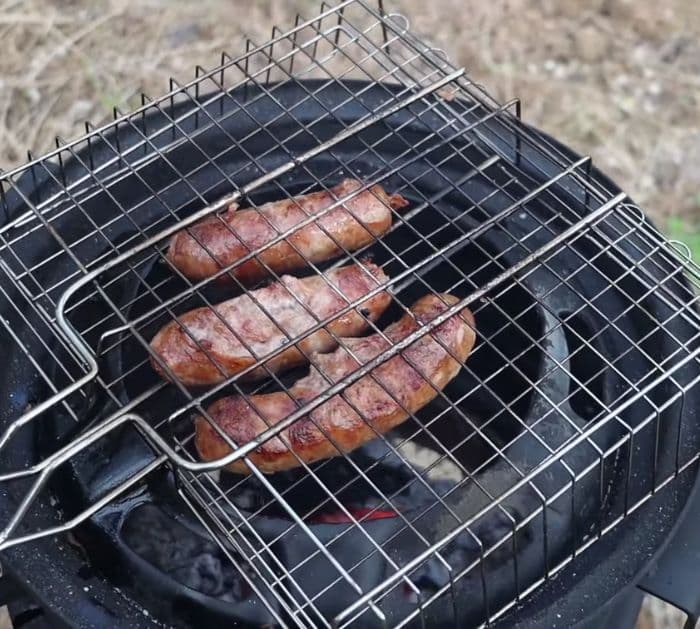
150, 262, 392, 387
195, 293, 476, 473
167, 178, 408, 284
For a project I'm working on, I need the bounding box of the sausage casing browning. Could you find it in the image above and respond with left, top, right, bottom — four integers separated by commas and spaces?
150, 262, 392, 387
167, 179, 408, 284
195, 293, 476, 473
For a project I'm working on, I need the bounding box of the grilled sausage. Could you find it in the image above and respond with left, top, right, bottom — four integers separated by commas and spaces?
195, 293, 476, 473
150, 262, 392, 387
167, 178, 408, 284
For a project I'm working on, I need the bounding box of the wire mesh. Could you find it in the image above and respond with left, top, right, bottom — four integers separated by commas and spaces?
0, 1, 698, 627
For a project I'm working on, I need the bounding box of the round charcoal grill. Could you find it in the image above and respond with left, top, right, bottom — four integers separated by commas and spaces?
0, 6, 700, 629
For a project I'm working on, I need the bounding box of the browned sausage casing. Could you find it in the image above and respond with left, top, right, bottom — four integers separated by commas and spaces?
195, 293, 476, 474
167, 178, 408, 284
150, 262, 391, 387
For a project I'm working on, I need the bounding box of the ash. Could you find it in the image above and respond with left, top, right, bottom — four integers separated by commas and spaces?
122, 503, 254, 602
390, 438, 465, 483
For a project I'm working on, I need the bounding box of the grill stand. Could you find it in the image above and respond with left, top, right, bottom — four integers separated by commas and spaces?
638, 471, 700, 628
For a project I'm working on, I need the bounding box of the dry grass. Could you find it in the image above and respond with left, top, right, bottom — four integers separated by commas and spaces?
1, 0, 699, 226
411, 0, 700, 224
0, 0, 312, 164
0, 1, 698, 627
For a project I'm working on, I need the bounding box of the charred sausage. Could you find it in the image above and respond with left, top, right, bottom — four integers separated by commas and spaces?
150, 262, 392, 387
195, 293, 476, 473
167, 178, 408, 284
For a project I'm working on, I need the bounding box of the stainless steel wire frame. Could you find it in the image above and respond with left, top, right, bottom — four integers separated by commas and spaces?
0, 1, 698, 627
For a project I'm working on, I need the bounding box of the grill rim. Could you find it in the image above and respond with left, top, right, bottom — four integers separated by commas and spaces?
0, 82, 698, 628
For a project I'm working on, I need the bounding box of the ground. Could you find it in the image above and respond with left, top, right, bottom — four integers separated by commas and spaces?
2, 0, 699, 240
0, 0, 698, 627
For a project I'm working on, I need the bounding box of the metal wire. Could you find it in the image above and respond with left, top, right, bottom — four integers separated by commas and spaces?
0, 1, 699, 627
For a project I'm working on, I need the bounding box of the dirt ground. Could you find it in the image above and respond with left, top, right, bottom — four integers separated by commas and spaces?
0, 0, 698, 627
1, 0, 699, 228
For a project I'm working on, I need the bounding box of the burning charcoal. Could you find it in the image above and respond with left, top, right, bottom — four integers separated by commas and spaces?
441, 529, 482, 575
356, 438, 393, 461
122, 504, 255, 602
310, 505, 398, 524
431, 478, 457, 497
436, 506, 527, 576
410, 555, 452, 591
172, 553, 225, 596
228, 483, 265, 511
221, 568, 253, 602
472, 505, 529, 554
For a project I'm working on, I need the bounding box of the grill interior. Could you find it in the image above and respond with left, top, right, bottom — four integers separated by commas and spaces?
0, 3, 699, 628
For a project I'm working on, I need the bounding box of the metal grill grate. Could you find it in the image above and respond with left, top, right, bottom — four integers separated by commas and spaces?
0, 1, 699, 627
